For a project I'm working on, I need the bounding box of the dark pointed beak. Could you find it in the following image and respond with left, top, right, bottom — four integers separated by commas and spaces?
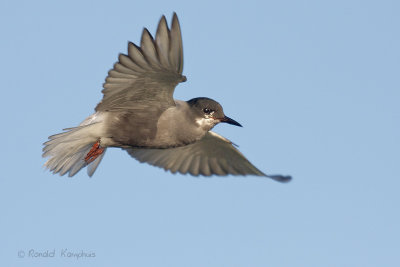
219, 116, 242, 127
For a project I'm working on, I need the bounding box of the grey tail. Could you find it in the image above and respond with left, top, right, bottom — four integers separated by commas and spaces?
42, 124, 106, 177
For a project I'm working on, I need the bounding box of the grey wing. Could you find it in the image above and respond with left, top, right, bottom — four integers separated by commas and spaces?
125, 132, 292, 183
96, 13, 186, 112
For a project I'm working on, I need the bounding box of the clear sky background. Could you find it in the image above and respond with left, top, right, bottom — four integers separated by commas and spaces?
1, 0, 399, 266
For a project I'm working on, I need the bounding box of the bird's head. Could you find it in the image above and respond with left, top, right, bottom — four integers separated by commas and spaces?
187, 97, 242, 131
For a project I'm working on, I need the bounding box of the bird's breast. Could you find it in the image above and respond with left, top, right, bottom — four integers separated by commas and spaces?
152, 101, 207, 148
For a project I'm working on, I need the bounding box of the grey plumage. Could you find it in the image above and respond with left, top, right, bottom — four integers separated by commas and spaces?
42, 13, 291, 182
126, 132, 290, 182
96, 14, 185, 112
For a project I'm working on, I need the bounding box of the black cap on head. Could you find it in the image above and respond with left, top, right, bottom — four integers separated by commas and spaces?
187, 97, 242, 127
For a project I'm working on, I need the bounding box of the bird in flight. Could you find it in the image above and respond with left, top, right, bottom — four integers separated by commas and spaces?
42, 13, 291, 182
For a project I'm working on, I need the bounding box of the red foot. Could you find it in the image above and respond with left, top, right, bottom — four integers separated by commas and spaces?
85, 140, 104, 164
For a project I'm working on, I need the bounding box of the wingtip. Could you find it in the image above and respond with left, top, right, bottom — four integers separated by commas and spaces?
171, 12, 180, 28
266, 174, 292, 183
141, 27, 154, 40
158, 15, 168, 29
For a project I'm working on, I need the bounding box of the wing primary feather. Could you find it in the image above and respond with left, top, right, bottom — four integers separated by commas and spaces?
199, 157, 211, 176
164, 153, 179, 171
155, 15, 171, 68
188, 155, 201, 176
127, 42, 150, 70
169, 12, 183, 74
103, 82, 131, 90
140, 28, 161, 68
208, 157, 225, 175
216, 157, 230, 175
177, 154, 193, 174
105, 77, 135, 84
108, 70, 137, 79
118, 54, 145, 73
169, 156, 184, 174
265, 175, 292, 183
113, 62, 138, 75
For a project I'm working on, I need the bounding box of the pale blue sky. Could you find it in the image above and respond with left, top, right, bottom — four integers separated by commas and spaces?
1, 0, 399, 266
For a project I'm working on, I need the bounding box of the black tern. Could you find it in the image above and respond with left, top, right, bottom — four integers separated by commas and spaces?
43, 13, 291, 182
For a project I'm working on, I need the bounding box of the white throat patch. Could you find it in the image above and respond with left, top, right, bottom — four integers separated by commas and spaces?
195, 117, 215, 128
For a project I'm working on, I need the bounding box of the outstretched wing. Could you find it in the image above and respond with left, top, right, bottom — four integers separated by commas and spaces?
125, 132, 291, 182
96, 13, 186, 112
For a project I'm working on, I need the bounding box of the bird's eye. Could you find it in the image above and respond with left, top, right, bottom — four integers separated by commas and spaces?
203, 108, 213, 114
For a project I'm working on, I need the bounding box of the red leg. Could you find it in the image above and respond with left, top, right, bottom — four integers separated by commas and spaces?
85, 140, 104, 164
